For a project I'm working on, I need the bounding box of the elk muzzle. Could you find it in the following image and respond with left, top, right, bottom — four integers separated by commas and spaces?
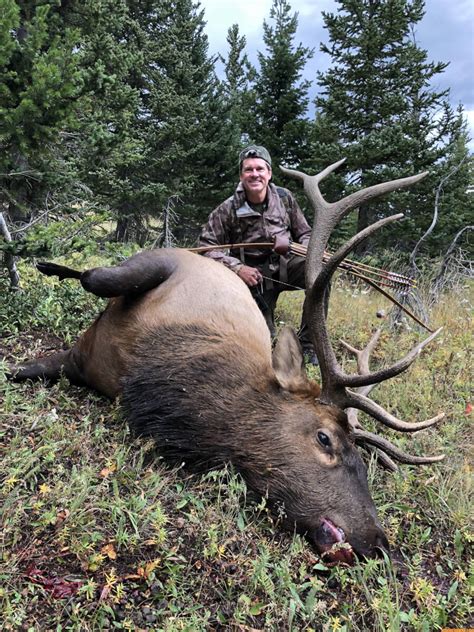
311, 516, 390, 564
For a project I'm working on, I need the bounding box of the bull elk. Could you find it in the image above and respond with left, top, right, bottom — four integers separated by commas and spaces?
8, 160, 445, 564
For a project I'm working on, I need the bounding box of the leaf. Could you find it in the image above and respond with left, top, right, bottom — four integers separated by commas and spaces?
99, 584, 111, 602
465, 402, 472, 415
453, 529, 464, 557
447, 580, 458, 601
26, 565, 82, 599
237, 512, 246, 531
101, 543, 117, 560
87, 553, 106, 571
249, 601, 265, 615
4, 476, 19, 490
99, 462, 117, 478
137, 558, 161, 579
55, 508, 70, 525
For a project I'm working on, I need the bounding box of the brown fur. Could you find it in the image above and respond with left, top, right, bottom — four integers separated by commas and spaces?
9, 249, 388, 559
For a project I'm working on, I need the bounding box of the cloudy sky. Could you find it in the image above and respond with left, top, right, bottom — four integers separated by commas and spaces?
199, 0, 474, 150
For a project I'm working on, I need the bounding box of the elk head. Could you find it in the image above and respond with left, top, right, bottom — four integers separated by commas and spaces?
276, 160, 445, 557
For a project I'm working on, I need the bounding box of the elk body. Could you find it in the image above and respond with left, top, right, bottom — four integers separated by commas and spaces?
9, 161, 445, 563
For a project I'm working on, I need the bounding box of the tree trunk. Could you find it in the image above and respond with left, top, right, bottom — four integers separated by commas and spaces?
8, 147, 33, 224
114, 214, 130, 242
0, 212, 20, 289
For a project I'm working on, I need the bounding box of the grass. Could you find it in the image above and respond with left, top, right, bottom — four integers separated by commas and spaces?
0, 258, 472, 631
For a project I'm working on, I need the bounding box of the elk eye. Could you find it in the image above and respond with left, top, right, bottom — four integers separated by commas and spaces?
317, 431, 331, 448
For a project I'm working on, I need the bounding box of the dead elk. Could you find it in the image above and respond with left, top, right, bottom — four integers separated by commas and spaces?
8, 160, 445, 564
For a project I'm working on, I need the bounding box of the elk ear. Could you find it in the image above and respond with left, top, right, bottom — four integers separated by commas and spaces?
272, 327, 308, 391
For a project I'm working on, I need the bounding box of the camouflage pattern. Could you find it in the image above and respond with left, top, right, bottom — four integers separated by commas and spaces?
199, 182, 311, 272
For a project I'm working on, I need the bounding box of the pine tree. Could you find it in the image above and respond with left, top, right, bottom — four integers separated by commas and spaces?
245, 0, 313, 169
313, 0, 472, 254
64, 0, 148, 242
137, 0, 235, 234
0, 0, 82, 223
58, 0, 235, 241
425, 105, 473, 258
221, 24, 256, 144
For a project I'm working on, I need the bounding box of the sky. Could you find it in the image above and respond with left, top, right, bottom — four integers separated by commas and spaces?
199, 0, 474, 150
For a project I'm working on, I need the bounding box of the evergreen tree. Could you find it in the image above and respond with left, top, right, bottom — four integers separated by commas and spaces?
245, 0, 313, 169
425, 105, 473, 257
221, 24, 256, 144
313, 0, 472, 254
138, 0, 235, 234
64, 0, 148, 242
60, 0, 235, 241
0, 0, 82, 223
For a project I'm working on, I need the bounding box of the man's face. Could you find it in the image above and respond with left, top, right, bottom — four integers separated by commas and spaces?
240, 158, 272, 201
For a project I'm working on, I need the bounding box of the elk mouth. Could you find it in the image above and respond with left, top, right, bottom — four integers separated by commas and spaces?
312, 518, 355, 565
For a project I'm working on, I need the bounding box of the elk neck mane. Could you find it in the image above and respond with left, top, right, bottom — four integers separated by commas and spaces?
121, 322, 322, 470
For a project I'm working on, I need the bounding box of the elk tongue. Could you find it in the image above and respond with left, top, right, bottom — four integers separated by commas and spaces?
313, 518, 355, 565
317, 518, 345, 546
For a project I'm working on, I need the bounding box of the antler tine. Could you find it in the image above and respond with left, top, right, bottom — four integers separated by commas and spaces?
347, 394, 446, 432
340, 328, 383, 377
311, 213, 404, 294
304, 237, 439, 407
340, 329, 380, 409
281, 163, 428, 288
341, 328, 445, 467
346, 412, 399, 471
341, 328, 445, 431
280, 158, 347, 188
353, 429, 445, 466
281, 161, 346, 289
372, 451, 399, 473
341, 328, 443, 427
303, 214, 427, 396
337, 327, 444, 390
341, 333, 381, 431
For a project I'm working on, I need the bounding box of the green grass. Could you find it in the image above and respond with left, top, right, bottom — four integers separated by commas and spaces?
0, 261, 472, 631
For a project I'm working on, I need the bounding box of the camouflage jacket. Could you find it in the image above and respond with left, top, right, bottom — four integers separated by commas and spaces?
199, 182, 311, 272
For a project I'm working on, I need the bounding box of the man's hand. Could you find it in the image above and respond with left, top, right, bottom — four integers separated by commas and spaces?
237, 265, 263, 287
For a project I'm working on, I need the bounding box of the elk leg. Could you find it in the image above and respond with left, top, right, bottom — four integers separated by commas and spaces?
8, 350, 72, 382
37, 262, 82, 280
8, 347, 87, 387
37, 251, 177, 298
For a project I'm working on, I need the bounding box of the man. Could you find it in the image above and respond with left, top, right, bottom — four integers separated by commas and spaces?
199, 144, 318, 363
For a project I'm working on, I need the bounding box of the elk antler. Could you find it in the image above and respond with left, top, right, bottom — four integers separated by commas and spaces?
280, 160, 445, 466
341, 329, 445, 471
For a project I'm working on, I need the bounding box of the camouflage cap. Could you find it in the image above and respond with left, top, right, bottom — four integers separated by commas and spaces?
239, 145, 272, 169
